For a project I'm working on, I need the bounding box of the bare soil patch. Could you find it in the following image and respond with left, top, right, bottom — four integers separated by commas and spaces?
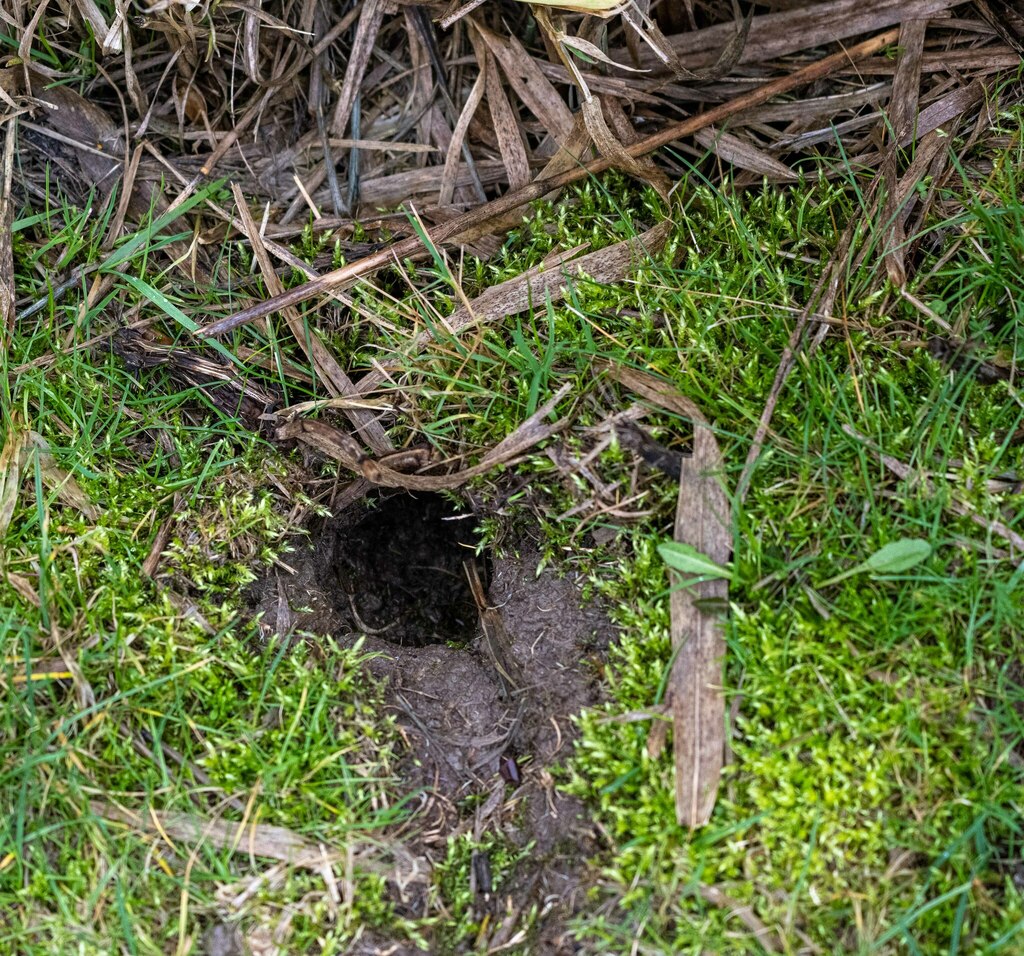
248, 492, 617, 951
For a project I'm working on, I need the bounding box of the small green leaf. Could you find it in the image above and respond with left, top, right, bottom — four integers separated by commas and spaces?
692, 597, 730, 615
658, 541, 732, 580
861, 538, 933, 575
820, 537, 933, 587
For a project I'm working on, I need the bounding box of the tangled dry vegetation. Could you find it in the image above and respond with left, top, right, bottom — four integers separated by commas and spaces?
5, 0, 1022, 315
3, 0, 1024, 953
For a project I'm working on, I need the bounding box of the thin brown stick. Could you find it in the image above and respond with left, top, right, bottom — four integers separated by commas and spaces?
465, 560, 525, 700
197, 28, 900, 339
0, 96, 15, 348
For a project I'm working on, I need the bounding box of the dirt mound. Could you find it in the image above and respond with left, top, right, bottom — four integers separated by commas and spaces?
248, 492, 616, 950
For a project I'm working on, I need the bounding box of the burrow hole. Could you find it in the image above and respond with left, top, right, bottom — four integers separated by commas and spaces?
328, 492, 487, 647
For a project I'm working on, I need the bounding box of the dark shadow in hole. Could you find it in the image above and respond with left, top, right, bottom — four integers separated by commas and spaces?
327, 492, 486, 647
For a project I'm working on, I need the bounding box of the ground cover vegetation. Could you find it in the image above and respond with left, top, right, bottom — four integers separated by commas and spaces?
1, 0, 1023, 953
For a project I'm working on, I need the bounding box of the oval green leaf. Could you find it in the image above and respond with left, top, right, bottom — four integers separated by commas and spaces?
658, 541, 732, 580
862, 537, 933, 575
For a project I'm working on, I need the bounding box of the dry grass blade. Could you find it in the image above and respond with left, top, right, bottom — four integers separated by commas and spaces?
900, 82, 988, 149
49, 620, 94, 712
277, 383, 571, 491
142, 493, 185, 580
521, 0, 625, 15
671, 420, 730, 828
598, 363, 710, 426
693, 126, 797, 181
27, 431, 98, 520
199, 27, 899, 339
439, 0, 489, 29
580, 96, 671, 199
881, 17, 928, 286
355, 220, 672, 395
330, 0, 385, 141
361, 382, 570, 489
736, 222, 855, 505
465, 560, 526, 700
91, 801, 350, 869
842, 425, 1024, 554
698, 883, 781, 951
0, 419, 98, 525
0, 107, 13, 348
481, 46, 531, 192
473, 23, 575, 144
112, 331, 277, 430
73, 0, 119, 54
619, 0, 752, 82
975, 0, 1024, 56
438, 69, 486, 207
608, 0, 958, 71
274, 419, 365, 470
737, 68, 997, 504
229, 184, 393, 455
531, 7, 671, 196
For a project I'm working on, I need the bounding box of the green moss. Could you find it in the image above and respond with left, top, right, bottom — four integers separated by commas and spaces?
1, 310, 407, 952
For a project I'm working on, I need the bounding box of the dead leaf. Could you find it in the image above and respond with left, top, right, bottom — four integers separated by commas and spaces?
482, 48, 531, 192
17, 69, 124, 205
598, 362, 710, 427
0, 425, 25, 538
580, 96, 671, 200
473, 24, 575, 145
604, 365, 730, 827
91, 801, 346, 869
5, 571, 40, 607
26, 431, 98, 520
693, 126, 797, 181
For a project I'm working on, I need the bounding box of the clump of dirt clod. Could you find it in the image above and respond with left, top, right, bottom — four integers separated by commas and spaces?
248, 491, 617, 952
